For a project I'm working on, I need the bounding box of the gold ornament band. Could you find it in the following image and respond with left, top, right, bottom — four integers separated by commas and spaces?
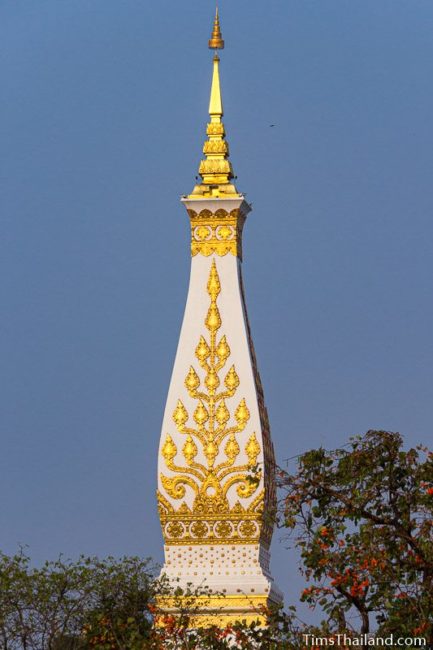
188, 208, 246, 258
155, 594, 272, 628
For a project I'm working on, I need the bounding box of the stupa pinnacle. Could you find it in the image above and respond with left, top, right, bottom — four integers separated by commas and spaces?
208, 7, 224, 50
156, 9, 282, 627
188, 8, 239, 198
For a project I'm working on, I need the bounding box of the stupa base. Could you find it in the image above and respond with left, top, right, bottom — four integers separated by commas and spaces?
155, 591, 281, 628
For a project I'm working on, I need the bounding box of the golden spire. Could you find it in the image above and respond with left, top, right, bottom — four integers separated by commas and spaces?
208, 7, 224, 50
209, 54, 223, 116
187, 8, 240, 199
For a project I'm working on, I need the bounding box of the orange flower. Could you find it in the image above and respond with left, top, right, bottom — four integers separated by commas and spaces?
413, 622, 428, 635
320, 527, 329, 536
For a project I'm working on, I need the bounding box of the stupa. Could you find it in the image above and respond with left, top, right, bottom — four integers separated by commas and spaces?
156, 9, 282, 626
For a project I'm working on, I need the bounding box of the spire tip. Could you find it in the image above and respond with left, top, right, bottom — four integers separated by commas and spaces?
208, 6, 224, 50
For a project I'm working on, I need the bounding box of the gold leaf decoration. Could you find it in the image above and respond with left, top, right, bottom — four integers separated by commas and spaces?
205, 305, 221, 332
216, 335, 230, 362
224, 366, 240, 392
160, 474, 199, 500
195, 336, 210, 363
158, 260, 265, 546
185, 367, 200, 391
235, 398, 250, 428
205, 368, 220, 392
188, 209, 246, 259
245, 433, 261, 466
215, 399, 230, 425
193, 401, 209, 426
224, 434, 240, 461
162, 435, 177, 461
173, 400, 188, 429
182, 435, 198, 463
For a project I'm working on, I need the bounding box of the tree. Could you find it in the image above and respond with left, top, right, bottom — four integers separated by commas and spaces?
151, 593, 299, 650
278, 430, 433, 643
5, 430, 431, 648
0, 551, 302, 649
0, 552, 156, 649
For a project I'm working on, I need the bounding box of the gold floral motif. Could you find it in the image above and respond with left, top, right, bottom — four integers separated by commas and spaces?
157, 488, 266, 545
199, 159, 232, 175
158, 261, 265, 545
191, 521, 209, 538
188, 208, 246, 258
238, 520, 258, 538
194, 225, 212, 241
206, 122, 225, 136
214, 521, 233, 537
216, 224, 233, 240
166, 522, 184, 539
245, 433, 261, 466
203, 140, 229, 155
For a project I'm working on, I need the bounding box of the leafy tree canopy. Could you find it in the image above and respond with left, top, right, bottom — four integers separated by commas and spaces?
278, 430, 433, 643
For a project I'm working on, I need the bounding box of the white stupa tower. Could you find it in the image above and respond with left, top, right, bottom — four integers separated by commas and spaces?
156, 9, 282, 626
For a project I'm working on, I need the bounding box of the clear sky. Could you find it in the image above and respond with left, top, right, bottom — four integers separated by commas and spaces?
2, 0, 433, 612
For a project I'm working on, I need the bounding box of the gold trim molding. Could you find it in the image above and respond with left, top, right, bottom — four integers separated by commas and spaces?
155, 593, 271, 628
187, 208, 246, 258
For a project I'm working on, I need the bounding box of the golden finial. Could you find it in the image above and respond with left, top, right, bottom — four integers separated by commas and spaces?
187, 7, 241, 198
208, 7, 224, 50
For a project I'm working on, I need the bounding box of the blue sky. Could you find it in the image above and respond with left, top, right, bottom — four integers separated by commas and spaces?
1, 0, 433, 611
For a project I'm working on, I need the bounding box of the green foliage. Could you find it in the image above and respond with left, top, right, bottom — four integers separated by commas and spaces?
0, 551, 304, 649
278, 430, 433, 642
2, 430, 431, 648
0, 551, 156, 649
